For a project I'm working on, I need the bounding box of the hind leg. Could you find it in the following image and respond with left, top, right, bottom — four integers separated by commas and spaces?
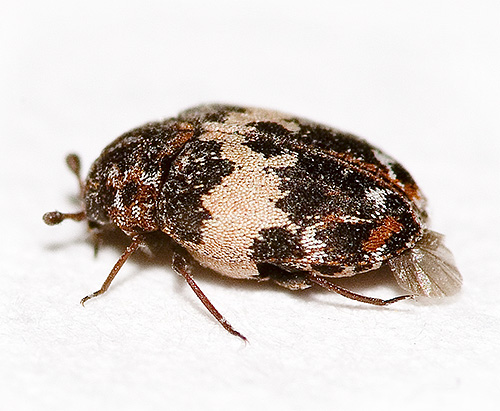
257, 263, 413, 306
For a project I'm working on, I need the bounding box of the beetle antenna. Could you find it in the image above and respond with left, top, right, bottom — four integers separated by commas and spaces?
43, 153, 87, 226
65, 153, 85, 198
43, 210, 86, 225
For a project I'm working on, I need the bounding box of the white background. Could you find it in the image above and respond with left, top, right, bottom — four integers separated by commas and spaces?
1, 1, 499, 410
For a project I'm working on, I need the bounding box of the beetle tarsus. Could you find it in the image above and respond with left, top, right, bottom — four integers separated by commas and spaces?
80, 292, 100, 306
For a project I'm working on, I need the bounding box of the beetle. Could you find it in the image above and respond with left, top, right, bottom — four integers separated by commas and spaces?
43, 104, 462, 340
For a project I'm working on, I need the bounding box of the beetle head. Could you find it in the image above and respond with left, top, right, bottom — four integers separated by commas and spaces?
44, 121, 195, 236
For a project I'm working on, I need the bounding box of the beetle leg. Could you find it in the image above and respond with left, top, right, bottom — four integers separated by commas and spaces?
80, 234, 145, 305
307, 273, 414, 306
172, 252, 247, 342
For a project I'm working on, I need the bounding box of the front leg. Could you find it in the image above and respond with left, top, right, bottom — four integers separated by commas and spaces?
80, 234, 145, 305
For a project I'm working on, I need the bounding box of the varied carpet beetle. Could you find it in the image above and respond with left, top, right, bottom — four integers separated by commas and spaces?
43, 104, 462, 340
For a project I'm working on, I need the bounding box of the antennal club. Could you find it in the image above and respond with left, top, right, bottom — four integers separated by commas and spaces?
43, 153, 86, 226
43, 211, 86, 225
66, 153, 84, 197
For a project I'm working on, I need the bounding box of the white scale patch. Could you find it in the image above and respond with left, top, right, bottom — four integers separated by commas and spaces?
373, 149, 398, 180
299, 223, 329, 263
225, 108, 301, 132
201, 108, 301, 135
364, 186, 389, 211
188, 132, 300, 279
373, 148, 426, 211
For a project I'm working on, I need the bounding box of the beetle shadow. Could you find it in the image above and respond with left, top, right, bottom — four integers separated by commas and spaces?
44, 227, 451, 312
141, 239, 418, 312
178, 264, 426, 314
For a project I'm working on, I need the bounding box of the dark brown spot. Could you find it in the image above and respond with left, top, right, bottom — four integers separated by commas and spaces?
121, 181, 138, 207
311, 264, 344, 276
252, 227, 304, 262
159, 139, 234, 244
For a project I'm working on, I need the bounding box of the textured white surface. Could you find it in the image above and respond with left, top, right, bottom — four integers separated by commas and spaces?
1, 1, 499, 410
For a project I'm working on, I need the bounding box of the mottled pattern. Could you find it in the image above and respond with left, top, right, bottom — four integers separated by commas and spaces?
84, 104, 429, 282
158, 139, 235, 244
84, 120, 195, 234
161, 131, 300, 278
